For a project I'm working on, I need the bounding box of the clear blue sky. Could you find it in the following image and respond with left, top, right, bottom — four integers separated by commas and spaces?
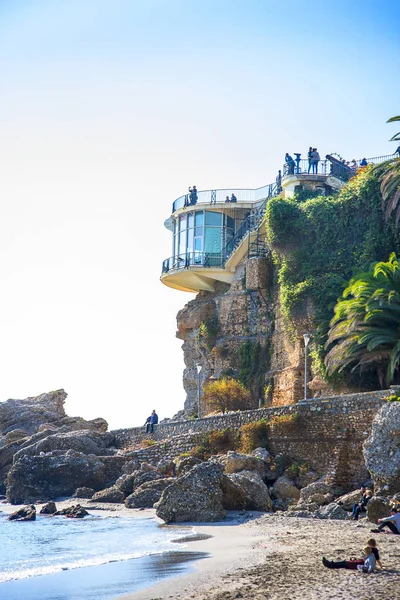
0, 0, 399, 429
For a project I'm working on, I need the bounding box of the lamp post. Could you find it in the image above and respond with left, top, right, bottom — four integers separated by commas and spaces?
303, 334, 311, 400
196, 364, 202, 419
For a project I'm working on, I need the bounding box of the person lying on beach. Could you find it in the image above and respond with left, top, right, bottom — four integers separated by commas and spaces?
322, 545, 376, 572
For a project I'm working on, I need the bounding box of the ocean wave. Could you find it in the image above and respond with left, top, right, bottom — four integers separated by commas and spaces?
0, 546, 184, 583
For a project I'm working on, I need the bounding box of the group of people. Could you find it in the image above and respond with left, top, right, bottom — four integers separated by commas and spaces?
225, 193, 237, 203
341, 158, 368, 171
322, 487, 400, 574
284, 147, 321, 175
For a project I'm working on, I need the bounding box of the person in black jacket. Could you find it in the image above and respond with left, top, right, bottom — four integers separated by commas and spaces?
352, 488, 372, 520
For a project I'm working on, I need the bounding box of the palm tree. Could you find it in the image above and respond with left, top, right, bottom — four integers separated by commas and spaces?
374, 116, 400, 225
325, 253, 400, 387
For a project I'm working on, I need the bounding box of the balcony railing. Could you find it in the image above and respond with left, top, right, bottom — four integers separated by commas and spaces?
162, 252, 225, 273
172, 182, 280, 213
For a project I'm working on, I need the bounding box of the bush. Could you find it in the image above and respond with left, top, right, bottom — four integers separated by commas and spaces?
190, 429, 238, 460
203, 378, 252, 414
268, 413, 299, 433
141, 439, 156, 448
239, 419, 269, 454
384, 390, 400, 402
285, 459, 310, 478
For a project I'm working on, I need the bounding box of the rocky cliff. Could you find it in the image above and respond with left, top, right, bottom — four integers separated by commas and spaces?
176, 254, 327, 416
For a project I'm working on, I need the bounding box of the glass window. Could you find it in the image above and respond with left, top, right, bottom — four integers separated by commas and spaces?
179, 231, 186, 254
187, 228, 194, 253
179, 214, 187, 231
195, 226, 203, 237
205, 227, 222, 253
226, 215, 235, 230
205, 211, 222, 226
188, 213, 194, 228
195, 212, 204, 226
194, 237, 202, 251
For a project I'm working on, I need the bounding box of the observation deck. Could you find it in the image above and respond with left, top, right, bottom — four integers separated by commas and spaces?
161, 153, 395, 294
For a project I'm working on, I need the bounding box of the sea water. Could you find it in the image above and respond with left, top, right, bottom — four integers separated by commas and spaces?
0, 506, 206, 600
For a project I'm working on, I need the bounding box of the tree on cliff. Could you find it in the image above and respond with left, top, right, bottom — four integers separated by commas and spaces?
202, 378, 252, 414
374, 115, 400, 225
325, 253, 400, 387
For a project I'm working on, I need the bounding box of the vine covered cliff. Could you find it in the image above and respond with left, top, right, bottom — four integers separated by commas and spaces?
176, 166, 400, 415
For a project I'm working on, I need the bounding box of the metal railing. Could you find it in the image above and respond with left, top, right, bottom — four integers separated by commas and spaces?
172, 182, 280, 213
162, 252, 225, 273
163, 152, 399, 278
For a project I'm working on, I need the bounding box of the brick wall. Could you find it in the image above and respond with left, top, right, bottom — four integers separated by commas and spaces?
112, 390, 390, 489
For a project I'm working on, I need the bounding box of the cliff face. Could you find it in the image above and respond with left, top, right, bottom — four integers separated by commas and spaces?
176, 256, 319, 415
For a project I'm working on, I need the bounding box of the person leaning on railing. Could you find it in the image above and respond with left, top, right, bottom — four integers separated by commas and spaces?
284, 153, 295, 175
230, 193, 237, 202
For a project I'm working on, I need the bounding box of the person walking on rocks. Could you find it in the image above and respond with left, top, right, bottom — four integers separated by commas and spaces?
145, 410, 158, 434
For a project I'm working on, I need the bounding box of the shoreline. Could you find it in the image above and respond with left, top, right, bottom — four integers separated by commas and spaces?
118, 513, 400, 600
2, 500, 400, 600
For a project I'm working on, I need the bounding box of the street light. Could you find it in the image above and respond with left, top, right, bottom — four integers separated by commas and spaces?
196, 364, 202, 419
303, 334, 311, 400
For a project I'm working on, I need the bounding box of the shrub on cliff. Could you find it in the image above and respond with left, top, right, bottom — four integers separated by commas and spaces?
190, 429, 238, 460
202, 378, 252, 414
239, 420, 269, 453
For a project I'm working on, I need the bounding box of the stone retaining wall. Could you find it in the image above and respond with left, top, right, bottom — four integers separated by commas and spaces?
113, 390, 390, 489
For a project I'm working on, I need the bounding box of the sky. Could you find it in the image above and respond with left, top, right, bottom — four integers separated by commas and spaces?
0, 0, 399, 430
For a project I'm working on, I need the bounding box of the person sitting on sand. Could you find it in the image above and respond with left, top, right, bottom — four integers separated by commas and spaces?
367, 538, 383, 569
371, 508, 400, 535
322, 545, 376, 573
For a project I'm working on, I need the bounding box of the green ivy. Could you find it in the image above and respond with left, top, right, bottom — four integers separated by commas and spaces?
265, 166, 400, 373
198, 318, 219, 350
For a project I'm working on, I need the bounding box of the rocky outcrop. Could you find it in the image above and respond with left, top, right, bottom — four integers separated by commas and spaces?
220, 474, 247, 510
40, 501, 57, 515
176, 456, 203, 477
335, 489, 364, 511
0, 390, 67, 437
13, 430, 114, 461
316, 503, 348, 520
73, 487, 95, 499
125, 478, 174, 508
155, 462, 226, 523
8, 504, 36, 521
54, 504, 89, 518
7, 452, 107, 503
363, 403, 400, 494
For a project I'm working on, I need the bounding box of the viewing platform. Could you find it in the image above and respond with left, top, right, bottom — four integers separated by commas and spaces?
161, 153, 396, 293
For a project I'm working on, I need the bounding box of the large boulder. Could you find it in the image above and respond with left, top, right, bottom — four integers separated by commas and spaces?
72, 487, 95, 499
299, 481, 334, 506
176, 456, 203, 477
366, 497, 392, 524
272, 476, 300, 501
54, 504, 89, 518
90, 486, 125, 503
363, 403, 400, 494
40, 501, 57, 515
6, 452, 106, 504
155, 462, 226, 523
121, 458, 140, 475
316, 503, 349, 520
228, 470, 273, 511
220, 474, 247, 510
217, 452, 266, 479
125, 478, 174, 508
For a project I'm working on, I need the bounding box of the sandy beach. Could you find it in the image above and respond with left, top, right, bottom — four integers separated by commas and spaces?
119, 512, 400, 600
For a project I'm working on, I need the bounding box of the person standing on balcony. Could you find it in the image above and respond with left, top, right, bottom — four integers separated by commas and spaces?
311, 148, 320, 173
225, 195, 230, 202
189, 185, 198, 205
307, 146, 313, 173
285, 153, 295, 175
276, 170, 282, 193
230, 193, 237, 202
360, 158, 368, 166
